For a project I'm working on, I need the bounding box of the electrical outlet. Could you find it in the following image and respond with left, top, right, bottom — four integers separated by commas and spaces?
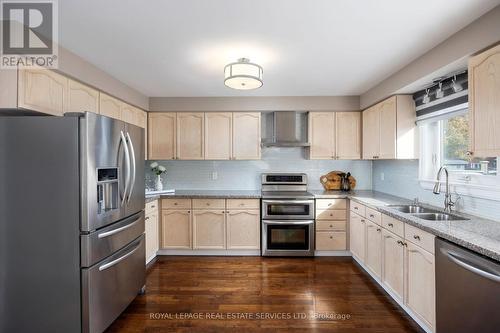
380, 172, 385, 181
211, 171, 218, 180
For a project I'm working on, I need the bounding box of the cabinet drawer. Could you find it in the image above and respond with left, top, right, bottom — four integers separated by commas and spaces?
365, 206, 381, 225
405, 224, 435, 254
382, 214, 404, 238
145, 200, 158, 214
316, 220, 346, 231
192, 198, 225, 209
227, 199, 260, 210
316, 231, 346, 250
162, 198, 192, 209
350, 201, 366, 216
316, 199, 347, 210
316, 209, 346, 221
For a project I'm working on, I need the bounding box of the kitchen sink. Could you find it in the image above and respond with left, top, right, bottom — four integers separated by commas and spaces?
389, 205, 434, 214
411, 213, 469, 221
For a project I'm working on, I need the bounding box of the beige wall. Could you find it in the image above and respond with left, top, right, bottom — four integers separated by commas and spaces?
360, 5, 500, 109
149, 96, 360, 112
56, 47, 149, 110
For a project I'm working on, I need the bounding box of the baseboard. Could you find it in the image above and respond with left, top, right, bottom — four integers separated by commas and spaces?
314, 250, 351, 256
146, 256, 157, 271
157, 249, 261, 256
351, 256, 433, 333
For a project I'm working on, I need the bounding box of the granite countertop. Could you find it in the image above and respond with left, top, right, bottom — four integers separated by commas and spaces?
146, 189, 261, 201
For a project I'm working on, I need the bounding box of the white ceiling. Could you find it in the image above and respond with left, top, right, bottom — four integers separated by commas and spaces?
59, 0, 500, 97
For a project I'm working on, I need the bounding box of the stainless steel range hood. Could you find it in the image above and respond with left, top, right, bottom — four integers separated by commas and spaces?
261, 111, 310, 147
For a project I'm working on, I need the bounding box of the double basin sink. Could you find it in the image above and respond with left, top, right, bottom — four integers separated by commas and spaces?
389, 205, 469, 221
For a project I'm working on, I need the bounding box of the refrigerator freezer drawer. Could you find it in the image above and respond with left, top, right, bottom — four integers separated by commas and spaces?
81, 211, 144, 267
82, 235, 145, 333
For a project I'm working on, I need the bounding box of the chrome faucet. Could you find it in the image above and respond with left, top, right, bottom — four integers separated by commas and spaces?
433, 166, 458, 212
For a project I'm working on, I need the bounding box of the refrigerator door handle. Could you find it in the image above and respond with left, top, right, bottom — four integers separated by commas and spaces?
97, 216, 141, 239
445, 249, 500, 283
126, 132, 136, 203
120, 131, 131, 206
98, 239, 142, 271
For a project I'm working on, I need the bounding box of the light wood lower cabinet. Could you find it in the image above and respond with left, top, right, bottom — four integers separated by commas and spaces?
145, 210, 159, 262
406, 241, 435, 331
193, 210, 226, 249
365, 220, 382, 278
381, 229, 405, 301
316, 231, 346, 250
349, 212, 366, 261
226, 210, 260, 249
161, 210, 192, 249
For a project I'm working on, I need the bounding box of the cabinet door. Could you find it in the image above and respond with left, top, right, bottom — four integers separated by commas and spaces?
309, 112, 335, 159
226, 210, 260, 249
193, 210, 226, 249
120, 103, 138, 126
145, 211, 159, 262
349, 212, 366, 261
406, 242, 435, 331
362, 106, 380, 159
336, 112, 361, 159
161, 210, 191, 249
381, 229, 405, 301
18, 68, 67, 116
469, 44, 500, 156
148, 112, 176, 160
99, 93, 122, 120
177, 112, 204, 160
232, 112, 261, 160
365, 220, 382, 278
205, 112, 232, 160
66, 79, 99, 114
379, 96, 397, 159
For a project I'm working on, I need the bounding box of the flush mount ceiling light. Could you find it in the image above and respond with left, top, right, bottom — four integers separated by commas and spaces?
224, 58, 263, 90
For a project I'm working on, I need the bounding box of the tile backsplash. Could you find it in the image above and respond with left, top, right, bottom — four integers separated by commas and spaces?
372, 159, 500, 221
146, 147, 372, 191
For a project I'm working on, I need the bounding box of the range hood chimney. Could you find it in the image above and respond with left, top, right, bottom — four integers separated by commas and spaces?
261, 111, 310, 147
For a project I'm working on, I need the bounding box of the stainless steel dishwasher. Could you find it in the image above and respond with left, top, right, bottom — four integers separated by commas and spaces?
436, 238, 500, 333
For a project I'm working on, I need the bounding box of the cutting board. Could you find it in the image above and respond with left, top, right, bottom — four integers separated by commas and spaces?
320, 171, 356, 190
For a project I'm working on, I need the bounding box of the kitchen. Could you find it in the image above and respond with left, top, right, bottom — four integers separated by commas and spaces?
1, 1, 500, 333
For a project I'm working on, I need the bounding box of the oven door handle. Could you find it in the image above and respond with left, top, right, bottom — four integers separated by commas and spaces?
262, 200, 314, 205
263, 220, 314, 225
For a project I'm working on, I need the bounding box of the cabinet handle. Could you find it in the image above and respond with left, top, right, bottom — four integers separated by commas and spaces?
151, 205, 155, 208
388, 223, 393, 227
369, 214, 374, 218
329, 213, 333, 216
330, 236, 333, 239
354, 206, 358, 210
360, 219, 365, 223
187, 210, 191, 213
397, 240, 403, 246
222, 211, 225, 213
145, 217, 150, 220
174, 203, 178, 205
413, 235, 420, 241
376, 228, 381, 232
404, 242, 408, 247
329, 224, 333, 228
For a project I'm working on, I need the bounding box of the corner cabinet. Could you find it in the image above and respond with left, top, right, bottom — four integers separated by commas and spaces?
309, 111, 361, 160
362, 95, 417, 160
468, 43, 500, 156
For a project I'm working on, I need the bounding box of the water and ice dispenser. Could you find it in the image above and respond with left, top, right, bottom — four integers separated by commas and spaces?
97, 168, 118, 214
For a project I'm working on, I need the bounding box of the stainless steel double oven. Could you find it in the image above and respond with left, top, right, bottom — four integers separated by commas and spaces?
261, 173, 315, 256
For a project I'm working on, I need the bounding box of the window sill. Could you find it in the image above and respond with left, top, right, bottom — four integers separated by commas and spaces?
419, 179, 500, 201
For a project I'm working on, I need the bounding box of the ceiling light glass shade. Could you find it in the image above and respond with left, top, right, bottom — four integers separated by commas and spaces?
224, 58, 263, 90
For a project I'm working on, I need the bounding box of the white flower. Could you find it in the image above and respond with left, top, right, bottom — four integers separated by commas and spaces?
150, 162, 158, 168
158, 166, 166, 172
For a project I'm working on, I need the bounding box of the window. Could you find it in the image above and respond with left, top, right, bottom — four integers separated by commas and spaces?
419, 109, 500, 200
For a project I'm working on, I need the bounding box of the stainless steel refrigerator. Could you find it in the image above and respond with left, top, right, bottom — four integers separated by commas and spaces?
0, 112, 146, 333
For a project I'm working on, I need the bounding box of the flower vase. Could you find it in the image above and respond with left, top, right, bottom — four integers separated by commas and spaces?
155, 175, 163, 191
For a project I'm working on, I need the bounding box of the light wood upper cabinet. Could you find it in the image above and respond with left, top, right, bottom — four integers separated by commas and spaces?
193, 210, 226, 249
66, 79, 99, 114
468, 43, 500, 156
365, 219, 382, 278
18, 68, 67, 116
121, 104, 146, 128
177, 112, 204, 160
349, 212, 366, 261
336, 112, 361, 159
406, 241, 435, 332
226, 210, 260, 249
232, 112, 261, 160
148, 112, 176, 160
381, 229, 405, 301
99, 93, 122, 120
161, 210, 192, 249
205, 112, 232, 160
362, 95, 417, 160
309, 112, 336, 159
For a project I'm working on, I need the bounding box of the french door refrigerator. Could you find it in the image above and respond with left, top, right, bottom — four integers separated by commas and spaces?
0, 112, 145, 333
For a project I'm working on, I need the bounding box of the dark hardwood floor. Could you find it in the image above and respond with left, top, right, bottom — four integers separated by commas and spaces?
106, 256, 424, 333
